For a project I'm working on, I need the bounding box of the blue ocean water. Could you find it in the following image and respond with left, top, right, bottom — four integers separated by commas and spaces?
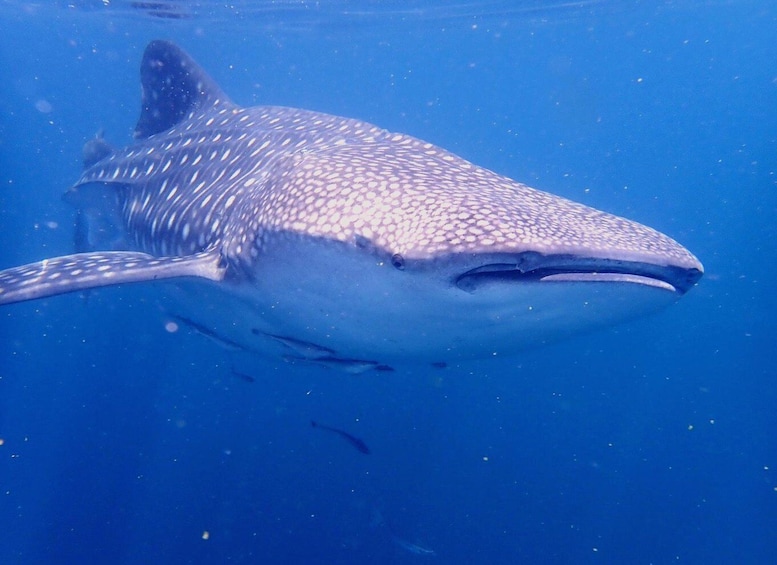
0, 1, 775, 563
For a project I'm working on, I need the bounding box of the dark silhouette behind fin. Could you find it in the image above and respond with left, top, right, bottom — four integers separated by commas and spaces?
82, 129, 113, 168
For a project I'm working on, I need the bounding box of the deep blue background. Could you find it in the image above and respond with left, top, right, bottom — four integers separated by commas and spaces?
1, 1, 775, 563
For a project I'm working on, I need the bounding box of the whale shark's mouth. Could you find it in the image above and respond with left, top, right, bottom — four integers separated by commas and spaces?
455, 253, 703, 295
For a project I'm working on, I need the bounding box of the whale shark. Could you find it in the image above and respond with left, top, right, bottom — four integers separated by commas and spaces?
0, 40, 702, 370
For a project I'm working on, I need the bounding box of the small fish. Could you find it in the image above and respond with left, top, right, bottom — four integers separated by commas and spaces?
392, 536, 437, 557
171, 314, 246, 352
372, 509, 437, 556
130, 1, 191, 19
265, 333, 392, 373
311, 421, 371, 455
230, 367, 256, 383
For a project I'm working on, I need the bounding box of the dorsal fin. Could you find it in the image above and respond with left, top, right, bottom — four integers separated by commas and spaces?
134, 40, 234, 139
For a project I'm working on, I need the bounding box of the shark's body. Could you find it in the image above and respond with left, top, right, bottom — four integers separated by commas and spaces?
0, 41, 702, 370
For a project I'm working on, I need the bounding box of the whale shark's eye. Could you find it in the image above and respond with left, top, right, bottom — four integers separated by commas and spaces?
391, 253, 405, 270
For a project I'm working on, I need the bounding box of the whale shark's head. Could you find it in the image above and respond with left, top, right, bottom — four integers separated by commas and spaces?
0, 40, 702, 368
227, 129, 702, 363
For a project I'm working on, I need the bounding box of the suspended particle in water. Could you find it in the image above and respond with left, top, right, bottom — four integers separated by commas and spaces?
35, 99, 53, 114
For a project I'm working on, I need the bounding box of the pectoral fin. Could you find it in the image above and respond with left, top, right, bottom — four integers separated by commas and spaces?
0, 249, 225, 305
